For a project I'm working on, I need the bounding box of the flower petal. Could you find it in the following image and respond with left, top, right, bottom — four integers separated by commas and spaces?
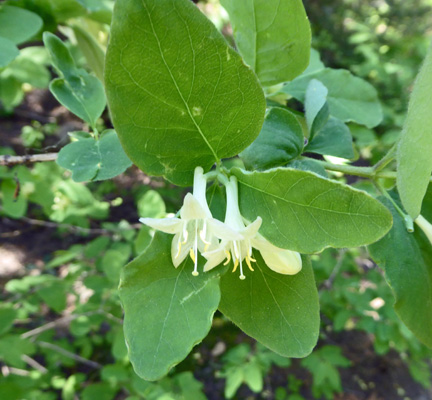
415, 215, 432, 246
171, 232, 194, 267
180, 193, 208, 220
252, 236, 302, 275
202, 246, 227, 272
208, 218, 243, 241
139, 217, 183, 234
242, 217, 262, 238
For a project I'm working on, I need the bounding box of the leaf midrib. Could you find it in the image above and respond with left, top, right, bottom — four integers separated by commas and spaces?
142, 0, 219, 162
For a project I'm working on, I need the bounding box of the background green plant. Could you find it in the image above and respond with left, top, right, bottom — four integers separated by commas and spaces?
1, 0, 432, 399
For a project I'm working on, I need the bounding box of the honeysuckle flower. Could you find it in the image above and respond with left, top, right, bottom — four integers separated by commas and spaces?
415, 215, 432, 245
140, 167, 233, 276
203, 176, 302, 280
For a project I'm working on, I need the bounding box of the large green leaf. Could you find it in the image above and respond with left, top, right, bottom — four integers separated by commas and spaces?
43, 32, 106, 127
221, 0, 310, 86
232, 168, 393, 253
397, 41, 432, 219
283, 68, 383, 128
368, 197, 432, 348
240, 107, 304, 170
219, 255, 319, 357
306, 117, 354, 159
105, 0, 265, 186
0, 37, 19, 69
57, 130, 132, 182
119, 233, 222, 381
0, 6, 42, 45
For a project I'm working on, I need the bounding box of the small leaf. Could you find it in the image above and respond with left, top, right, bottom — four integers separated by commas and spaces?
368, 196, 432, 348
305, 79, 329, 139
283, 68, 382, 128
219, 255, 319, 357
232, 168, 393, 253
119, 233, 222, 380
43, 32, 106, 126
3, 55, 50, 88
0, 37, 19, 68
221, 0, 311, 86
306, 117, 354, 159
57, 130, 132, 182
0, 6, 43, 45
72, 25, 105, 82
240, 108, 304, 170
105, 0, 265, 186
397, 41, 432, 219
0, 306, 17, 336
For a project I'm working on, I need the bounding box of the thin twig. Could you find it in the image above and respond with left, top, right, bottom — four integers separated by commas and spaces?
21, 310, 122, 339
4, 215, 141, 236
319, 249, 347, 295
21, 355, 48, 373
37, 341, 102, 369
0, 153, 58, 166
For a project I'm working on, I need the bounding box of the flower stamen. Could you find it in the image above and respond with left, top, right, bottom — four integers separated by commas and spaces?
223, 250, 231, 266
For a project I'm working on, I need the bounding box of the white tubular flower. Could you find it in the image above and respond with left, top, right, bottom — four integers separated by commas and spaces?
415, 215, 432, 245
203, 176, 302, 280
140, 167, 225, 276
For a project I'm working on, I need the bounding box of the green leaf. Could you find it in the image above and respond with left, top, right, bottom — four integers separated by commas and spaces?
232, 168, 393, 253
287, 158, 328, 178
0, 178, 27, 218
119, 233, 222, 380
221, 0, 311, 86
0, 37, 19, 69
0, 76, 24, 111
240, 108, 304, 170
105, 0, 265, 186
0, 6, 43, 45
2, 55, 50, 88
137, 190, 166, 219
306, 117, 354, 159
305, 79, 329, 139
0, 306, 17, 336
397, 41, 432, 219
57, 130, 132, 182
283, 68, 382, 128
37, 280, 67, 313
43, 32, 106, 127
368, 197, 432, 348
219, 255, 319, 357
72, 25, 105, 82
0, 335, 36, 368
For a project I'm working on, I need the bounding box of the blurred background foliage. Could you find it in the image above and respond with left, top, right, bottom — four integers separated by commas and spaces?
1, 0, 432, 399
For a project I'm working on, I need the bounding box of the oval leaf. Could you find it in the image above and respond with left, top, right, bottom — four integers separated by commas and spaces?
119, 233, 222, 381
0, 6, 42, 45
368, 197, 432, 348
232, 167, 393, 253
240, 107, 304, 170
221, 0, 311, 86
105, 0, 265, 186
219, 255, 319, 357
57, 130, 132, 182
0, 37, 19, 69
283, 68, 383, 129
397, 41, 432, 219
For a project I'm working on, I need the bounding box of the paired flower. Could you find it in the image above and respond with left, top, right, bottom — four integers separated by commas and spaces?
140, 167, 302, 279
140, 167, 220, 276
203, 176, 302, 279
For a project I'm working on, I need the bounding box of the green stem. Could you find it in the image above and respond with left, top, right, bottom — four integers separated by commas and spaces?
317, 160, 432, 182
374, 181, 414, 232
317, 161, 375, 178
373, 143, 397, 172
